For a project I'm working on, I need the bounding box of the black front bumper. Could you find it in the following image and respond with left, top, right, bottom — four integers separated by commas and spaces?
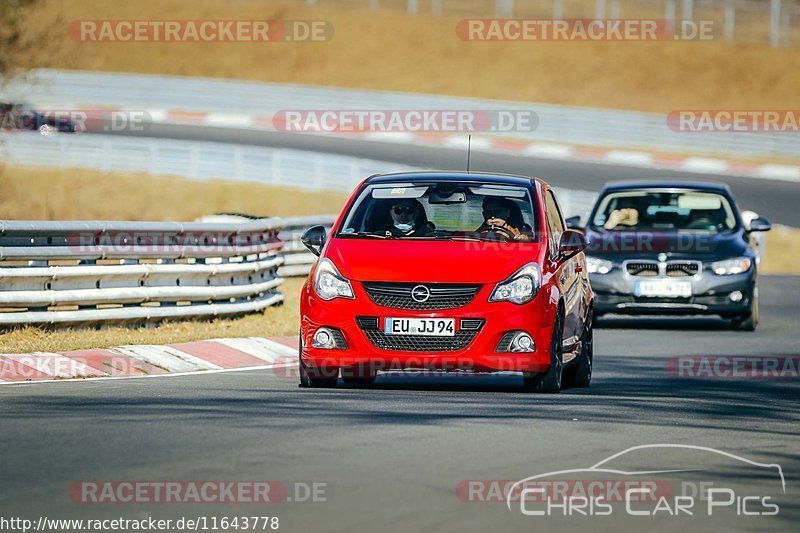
591, 269, 754, 317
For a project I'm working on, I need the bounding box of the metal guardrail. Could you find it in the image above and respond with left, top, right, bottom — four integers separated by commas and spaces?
2, 69, 796, 161
279, 216, 335, 277
0, 218, 285, 326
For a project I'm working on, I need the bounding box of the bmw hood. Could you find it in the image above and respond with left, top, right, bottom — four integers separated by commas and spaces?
324, 238, 546, 284
584, 229, 751, 261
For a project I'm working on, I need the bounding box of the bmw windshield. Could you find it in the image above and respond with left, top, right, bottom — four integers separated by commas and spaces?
591, 190, 738, 233
338, 182, 540, 242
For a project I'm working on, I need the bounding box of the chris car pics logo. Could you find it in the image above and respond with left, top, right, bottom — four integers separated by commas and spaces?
506, 444, 784, 518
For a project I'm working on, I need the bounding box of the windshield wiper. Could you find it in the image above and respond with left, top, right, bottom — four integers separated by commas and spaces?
338, 231, 390, 239
399, 234, 483, 242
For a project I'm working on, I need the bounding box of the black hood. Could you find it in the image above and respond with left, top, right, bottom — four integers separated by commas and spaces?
584, 228, 752, 262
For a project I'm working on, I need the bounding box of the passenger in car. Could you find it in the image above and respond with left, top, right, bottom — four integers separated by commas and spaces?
385, 199, 434, 237
604, 197, 640, 230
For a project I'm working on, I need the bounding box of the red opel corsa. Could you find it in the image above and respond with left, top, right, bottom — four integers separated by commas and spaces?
299, 172, 593, 392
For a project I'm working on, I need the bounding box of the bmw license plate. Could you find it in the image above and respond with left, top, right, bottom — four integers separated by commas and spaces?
634, 280, 692, 298
384, 318, 455, 336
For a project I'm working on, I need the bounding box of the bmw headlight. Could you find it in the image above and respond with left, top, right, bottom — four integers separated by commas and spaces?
711, 257, 752, 276
490, 263, 541, 305
586, 256, 613, 274
313, 258, 354, 300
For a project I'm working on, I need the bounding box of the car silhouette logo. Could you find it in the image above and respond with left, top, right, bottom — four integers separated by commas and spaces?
411, 285, 431, 303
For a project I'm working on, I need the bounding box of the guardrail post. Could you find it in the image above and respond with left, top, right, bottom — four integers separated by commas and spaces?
682, 0, 693, 21
770, 0, 781, 47
610, 0, 620, 20
780, 8, 790, 45
665, 0, 676, 23
552, 0, 563, 19
724, 3, 736, 41
595, 0, 605, 20
496, 0, 514, 17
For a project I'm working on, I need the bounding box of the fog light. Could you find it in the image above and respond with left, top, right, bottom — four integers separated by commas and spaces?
729, 290, 743, 302
510, 332, 535, 353
313, 328, 335, 349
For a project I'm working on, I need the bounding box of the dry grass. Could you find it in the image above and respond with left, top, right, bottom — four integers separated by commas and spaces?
760, 226, 800, 276
12, 0, 800, 114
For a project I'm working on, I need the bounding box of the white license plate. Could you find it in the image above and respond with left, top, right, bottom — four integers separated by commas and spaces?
634, 280, 692, 298
384, 318, 455, 336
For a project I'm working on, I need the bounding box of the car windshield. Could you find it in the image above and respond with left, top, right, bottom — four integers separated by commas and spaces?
591, 190, 737, 233
338, 182, 539, 241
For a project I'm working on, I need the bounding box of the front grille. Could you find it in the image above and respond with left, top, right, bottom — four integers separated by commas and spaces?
626, 260, 702, 277
363, 282, 481, 310
357, 316, 484, 352
362, 329, 479, 352
496, 331, 517, 352
626, 262, 659, 276
666, 261, 701, 277
330, 329, 348, 349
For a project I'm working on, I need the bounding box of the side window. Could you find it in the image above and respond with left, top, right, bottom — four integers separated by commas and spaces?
544, 190, 565, 256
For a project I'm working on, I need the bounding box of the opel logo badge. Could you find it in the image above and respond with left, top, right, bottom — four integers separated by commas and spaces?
411, 285, 431, 303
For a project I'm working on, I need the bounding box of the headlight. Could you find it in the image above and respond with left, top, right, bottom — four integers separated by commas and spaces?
711, 257, 752, 276
586, 256, 613, 274
490, 263, 541, 305
313, 258, 354, 300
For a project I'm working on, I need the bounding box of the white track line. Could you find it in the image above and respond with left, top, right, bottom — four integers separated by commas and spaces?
0, 362, 294, 386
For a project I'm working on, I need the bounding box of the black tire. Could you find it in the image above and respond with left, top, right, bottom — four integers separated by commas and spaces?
732, 285, 758, 332
298, 337, 339, 388
523, 311, 564, 393
563, 308, 593, 389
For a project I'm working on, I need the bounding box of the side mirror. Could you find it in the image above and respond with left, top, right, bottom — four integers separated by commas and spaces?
747, 216, 771, 232
565, 215, 582, 230
558, 229, 587, 260
301, 225, 327, 257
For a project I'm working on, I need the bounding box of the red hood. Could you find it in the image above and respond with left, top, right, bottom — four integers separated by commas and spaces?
324, 238, 546, 283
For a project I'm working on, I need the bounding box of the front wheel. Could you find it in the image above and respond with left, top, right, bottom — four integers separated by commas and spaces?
523, 312, 564, 393
731, 285, 758, 332
563, 308, 593, 389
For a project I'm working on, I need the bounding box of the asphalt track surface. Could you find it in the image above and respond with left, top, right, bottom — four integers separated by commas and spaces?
119, 124, 800, 227
2, 276, 798, 533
